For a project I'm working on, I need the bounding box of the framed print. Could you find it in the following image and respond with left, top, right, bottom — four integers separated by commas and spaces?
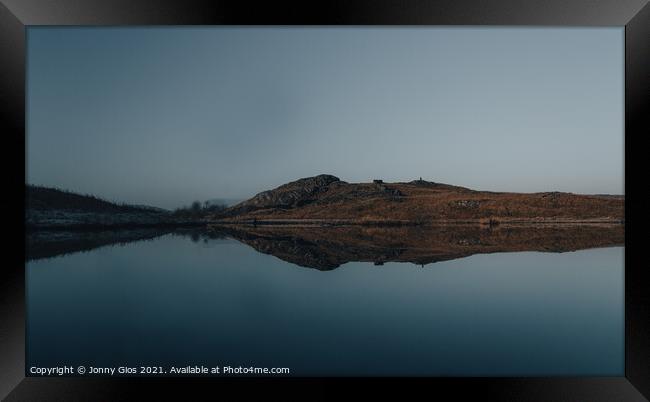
1, 0, 648, 400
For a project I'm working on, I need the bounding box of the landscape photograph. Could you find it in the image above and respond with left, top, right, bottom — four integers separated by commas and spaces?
26, 27, 624, 376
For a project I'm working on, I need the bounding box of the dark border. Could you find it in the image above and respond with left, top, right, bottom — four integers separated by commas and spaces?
1, 1, 648, 400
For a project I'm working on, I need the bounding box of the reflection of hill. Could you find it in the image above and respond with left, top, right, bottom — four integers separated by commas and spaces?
27, 224, 624, 270
26, 228, 171, 261
205, 224, 625, 270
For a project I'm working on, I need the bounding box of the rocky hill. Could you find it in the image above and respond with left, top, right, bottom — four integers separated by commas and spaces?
211, 175, 624, 225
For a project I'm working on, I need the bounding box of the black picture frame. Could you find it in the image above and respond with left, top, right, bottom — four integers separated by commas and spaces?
1, 1, 648, 400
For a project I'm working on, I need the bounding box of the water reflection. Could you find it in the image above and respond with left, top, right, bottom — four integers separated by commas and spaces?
27, 224, 624, 270
26, 228, 624, 376
26, 228, 174, 261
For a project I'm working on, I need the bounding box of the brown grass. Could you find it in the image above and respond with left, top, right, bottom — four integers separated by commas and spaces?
212, 182, 624, 224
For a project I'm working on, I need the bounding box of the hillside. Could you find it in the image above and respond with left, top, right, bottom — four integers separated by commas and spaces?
26, 185, 180, 230
27, 185, 167, 214
211, 175, 625, 225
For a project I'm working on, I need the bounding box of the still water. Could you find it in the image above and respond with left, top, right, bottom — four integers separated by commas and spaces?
26, 231, 623, 376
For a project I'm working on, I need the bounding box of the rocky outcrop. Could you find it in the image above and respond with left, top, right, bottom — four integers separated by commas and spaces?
223, 174, 342, 215
452, 200, 481, 209
408, 179, 466, 190
217, 174, 411, 220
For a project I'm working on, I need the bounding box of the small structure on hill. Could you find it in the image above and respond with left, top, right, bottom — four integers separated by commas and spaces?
373, 179, 383, 184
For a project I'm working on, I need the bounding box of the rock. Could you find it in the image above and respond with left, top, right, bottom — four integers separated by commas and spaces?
229, 174, 341, 212
452, 200, 480, 209
541, 191, 564, 200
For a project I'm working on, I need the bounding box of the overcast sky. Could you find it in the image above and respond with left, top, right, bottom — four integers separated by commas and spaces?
27, 27, 623, 209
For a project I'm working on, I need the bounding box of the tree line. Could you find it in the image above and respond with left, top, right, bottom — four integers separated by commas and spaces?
171, 200, 228, 218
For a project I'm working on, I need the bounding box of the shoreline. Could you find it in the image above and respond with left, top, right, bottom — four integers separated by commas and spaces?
208, 217, 625, 228
26, 217, 625, 232
26, 221, 206, 233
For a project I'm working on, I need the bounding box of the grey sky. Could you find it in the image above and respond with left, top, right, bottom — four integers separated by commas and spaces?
27, 27, 624, 209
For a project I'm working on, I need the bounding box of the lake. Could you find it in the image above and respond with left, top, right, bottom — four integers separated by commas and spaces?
26, 226, 624, 376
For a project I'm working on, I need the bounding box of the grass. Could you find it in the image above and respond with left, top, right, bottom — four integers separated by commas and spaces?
213, 181, 625, 224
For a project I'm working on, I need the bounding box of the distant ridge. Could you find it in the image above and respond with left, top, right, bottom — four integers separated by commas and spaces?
26, 185, 178, 230
26, 184, 164, 213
